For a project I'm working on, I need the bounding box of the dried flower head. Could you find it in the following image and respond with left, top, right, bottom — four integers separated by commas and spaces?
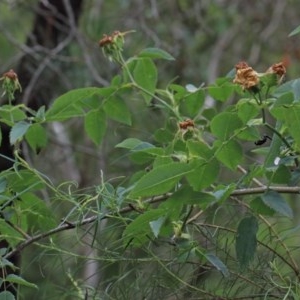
179, 119, 194, 130
98, 30, 134, 62
0, 69, 22, 102
266, 62, 286, 84
233, 61, 259, 90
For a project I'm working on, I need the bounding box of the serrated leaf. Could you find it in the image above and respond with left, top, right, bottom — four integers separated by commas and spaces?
250, 197, 275, 216
236, 216, 258, 270
211, 112, 243, 140
25, 123, 47, 153
129, 162, 192, 198
84, 109, 106, 146
9, 121, 31, 145
138, 48, 175, 60
205, 253, 230, 277
133, 58, 158, 104
261, 190, 293, 218
6, 274, 37, 289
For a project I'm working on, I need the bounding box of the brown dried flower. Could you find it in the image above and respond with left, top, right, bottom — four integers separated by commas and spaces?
179, 119, 194, 130
2, 69, 18, 80
266, 62, 286, 77
233, 61, 259, 90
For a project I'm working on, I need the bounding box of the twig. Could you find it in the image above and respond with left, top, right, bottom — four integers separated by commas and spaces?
5, 184, 300, 259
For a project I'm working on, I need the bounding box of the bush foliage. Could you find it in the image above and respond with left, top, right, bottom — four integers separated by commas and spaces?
1, 29, 300, 299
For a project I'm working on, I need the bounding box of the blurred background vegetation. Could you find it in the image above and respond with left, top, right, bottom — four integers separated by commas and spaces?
1, 0, 300, 299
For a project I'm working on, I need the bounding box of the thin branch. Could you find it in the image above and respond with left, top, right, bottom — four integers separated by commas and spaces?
5, 185, 300, 259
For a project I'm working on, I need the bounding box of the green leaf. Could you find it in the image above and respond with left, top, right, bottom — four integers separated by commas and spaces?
0, 291, 15, 300
6, 274, 37, 289
250, 197, 275, 216
123, 209, 165, 247
266, 164, 291, 184
149, 216, 166, 238
237, 100, 260, 123
9, 121, 31, 145
261, 190, 293, 218
213, 184, 236, 203
138, 48, 175, 60
160, 186, 216, 213
84, 109, 106, 146
133, 58, 158, 104
0, 177, 7, 193
179, 89, 205, 118
205, 253, 230, 277
186, 158, 219, 191
103, 96, 131, 125
215, 140, 243, 170
46, 87, 103, 121
129, 162, 192, 198
207, 83, 235, 102
20, 193, 56, 231
116, 138, 143, 149
0, 105, 27, 126
273, 79, 300, 100
116, 138, 155, 151
289, 25, 300, 36
210, 112, 243, 140
186, 140, 213, 159
236, 216, 258, 270
5, 170, 44, 193
25, 123, 47, 153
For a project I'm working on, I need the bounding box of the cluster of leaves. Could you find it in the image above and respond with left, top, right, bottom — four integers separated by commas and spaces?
1, 30, 300, 299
